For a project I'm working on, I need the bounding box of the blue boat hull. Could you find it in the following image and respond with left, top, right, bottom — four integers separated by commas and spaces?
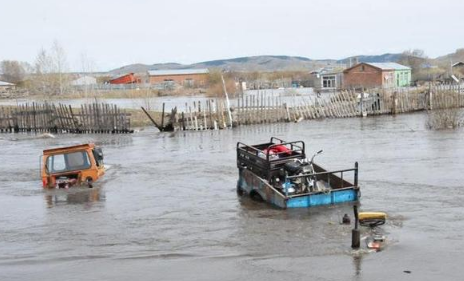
238, 168, 359, 209
286, 189, 358, 208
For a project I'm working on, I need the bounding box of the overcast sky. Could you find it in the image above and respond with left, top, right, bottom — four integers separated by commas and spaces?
2, 0, 463, 71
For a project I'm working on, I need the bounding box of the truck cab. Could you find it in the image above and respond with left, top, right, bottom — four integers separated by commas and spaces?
41, 144, 105, 188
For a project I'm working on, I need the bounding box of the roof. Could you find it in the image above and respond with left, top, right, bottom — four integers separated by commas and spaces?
71, 76, 97, 86
311, 66, 344, 75
148, 69, 209, 76
0, 81, 15, 86
343, 62, 411, 73
366, 62, 411, 70
43, 143, 94, 155
320, 70, 344, 76
110, 73, 135, 80
452, 62, 464, 67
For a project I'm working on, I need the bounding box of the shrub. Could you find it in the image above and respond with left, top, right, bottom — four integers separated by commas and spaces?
426, 108, 463, 130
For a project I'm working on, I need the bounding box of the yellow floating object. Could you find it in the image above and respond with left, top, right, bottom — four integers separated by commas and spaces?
358, 212, 387, 227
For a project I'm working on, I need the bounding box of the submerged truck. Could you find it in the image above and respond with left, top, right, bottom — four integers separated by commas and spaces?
236, 137, 360, 208
41, 144, 105, 188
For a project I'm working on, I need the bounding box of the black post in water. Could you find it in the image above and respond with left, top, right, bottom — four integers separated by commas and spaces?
161, 103, 165, 130
352, 205, 360, 249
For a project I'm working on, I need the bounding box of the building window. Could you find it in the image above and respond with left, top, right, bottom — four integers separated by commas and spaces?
361, 65, 365, 71
322, 75, 336, 88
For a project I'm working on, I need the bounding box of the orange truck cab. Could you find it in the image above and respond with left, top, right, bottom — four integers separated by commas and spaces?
41, 144, 105, 188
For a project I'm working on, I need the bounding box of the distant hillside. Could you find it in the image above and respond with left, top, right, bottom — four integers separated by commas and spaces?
109, 63, 183, 76
108, 56, 331, 75
107, 53, 412, 75
338, 53, 402, 64
190, 55, 327, 71
434, 49, 464, 66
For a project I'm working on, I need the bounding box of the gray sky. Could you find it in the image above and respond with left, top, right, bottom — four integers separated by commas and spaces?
2, 0, 463, 71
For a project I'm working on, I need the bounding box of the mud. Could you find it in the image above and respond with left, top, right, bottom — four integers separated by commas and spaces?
1, 112, 463, 281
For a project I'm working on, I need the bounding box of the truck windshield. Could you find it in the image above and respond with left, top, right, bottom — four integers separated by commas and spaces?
46, 151, 91, 174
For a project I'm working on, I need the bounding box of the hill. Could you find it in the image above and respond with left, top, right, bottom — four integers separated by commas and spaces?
107, 53, 407, 75
337, 53, 402, 64
434, 49, 464, 67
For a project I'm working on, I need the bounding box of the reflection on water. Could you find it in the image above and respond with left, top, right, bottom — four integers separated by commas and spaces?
353, 254, 363, 278
44, 187, 105, 208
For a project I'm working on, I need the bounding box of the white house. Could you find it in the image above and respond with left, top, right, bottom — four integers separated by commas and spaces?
71, 76, 97, 86
0, 81, 15, 91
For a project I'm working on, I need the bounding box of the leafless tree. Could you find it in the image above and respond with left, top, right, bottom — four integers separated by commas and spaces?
51, 40, 69, 95
34, 48, 54, 94
398, 49, 428, 70
426, 108, 462, 130
79, 52, 98, 97
32, 41, 70, 95
398, 49, 436, 82
207, 69, 236, 97
0, 60, 27, 84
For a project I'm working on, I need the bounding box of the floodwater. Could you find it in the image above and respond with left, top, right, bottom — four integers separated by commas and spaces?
0, 88, 316, 110
1, 112, 464, 281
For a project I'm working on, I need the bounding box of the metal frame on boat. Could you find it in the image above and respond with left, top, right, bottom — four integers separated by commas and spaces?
236, 137, 360, 208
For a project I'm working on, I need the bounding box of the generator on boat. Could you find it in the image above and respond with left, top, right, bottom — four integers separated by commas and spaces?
236, 137, 360, 208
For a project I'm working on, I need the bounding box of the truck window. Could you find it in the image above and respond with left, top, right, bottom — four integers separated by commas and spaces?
46, 151, 91, 173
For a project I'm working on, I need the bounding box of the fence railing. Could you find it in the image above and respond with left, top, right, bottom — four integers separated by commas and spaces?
0, 102, 132, 134
148, 84, 464, 131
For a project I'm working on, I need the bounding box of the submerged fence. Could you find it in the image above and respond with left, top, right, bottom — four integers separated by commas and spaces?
2, 85, 462, 133
0, 102, 132, 133
152, 84, 464, 131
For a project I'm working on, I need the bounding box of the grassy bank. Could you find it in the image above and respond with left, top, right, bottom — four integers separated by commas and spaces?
126, 108, 167, 128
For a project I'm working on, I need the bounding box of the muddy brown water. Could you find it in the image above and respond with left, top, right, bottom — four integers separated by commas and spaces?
1, 112, 464, 281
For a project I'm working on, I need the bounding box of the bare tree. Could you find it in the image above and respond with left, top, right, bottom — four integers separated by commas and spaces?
34, 48, 54, 94
206, 69, 237, 97
398, 49, 428, 69
79, 52, 98, 97
32, 41, 70, 95
0, 60, 26, 84
51, 40, 69, 95
80, 52, 97, 74
398, 49, 431, 81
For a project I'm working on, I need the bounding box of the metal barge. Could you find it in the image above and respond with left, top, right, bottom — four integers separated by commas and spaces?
236, 137, 360, 208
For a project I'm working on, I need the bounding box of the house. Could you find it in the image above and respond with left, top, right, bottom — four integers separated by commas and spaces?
0, 81, 15, 91
452, 62, 464, 78
71, 76, 97, 86
147, 69, 209, 87
343, 62, 411, 89
108, 73, 140, 84
311, 67, 344, 90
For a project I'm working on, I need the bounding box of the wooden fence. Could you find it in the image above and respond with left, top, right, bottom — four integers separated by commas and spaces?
149, 84, 464, 131
0, 102, 132, 133
172, 99, 232, 131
